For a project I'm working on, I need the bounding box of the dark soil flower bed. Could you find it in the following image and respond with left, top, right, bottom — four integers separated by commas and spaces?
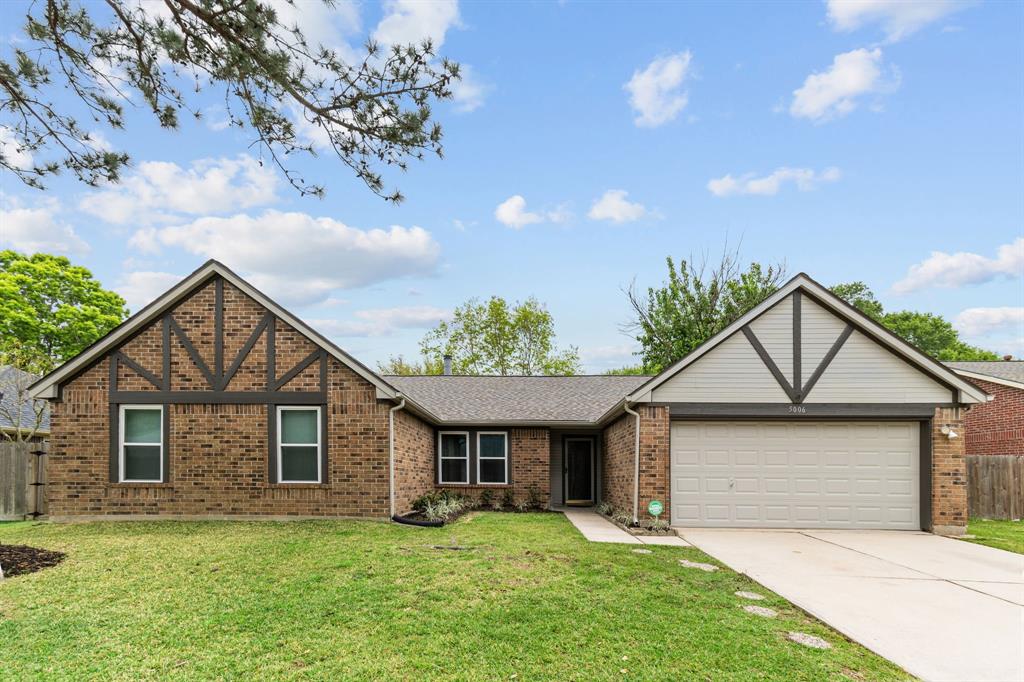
0, 544, 66, 577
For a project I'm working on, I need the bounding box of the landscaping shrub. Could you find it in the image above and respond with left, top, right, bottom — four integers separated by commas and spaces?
478, 488, 495, 508
501, 489, 515, 509
596, 502, 613, 516
526, 485, 543, 510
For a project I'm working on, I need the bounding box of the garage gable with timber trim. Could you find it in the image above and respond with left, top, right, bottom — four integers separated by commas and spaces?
626, 273, 987, 530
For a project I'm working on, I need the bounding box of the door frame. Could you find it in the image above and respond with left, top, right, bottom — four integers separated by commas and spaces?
562, 436, 595, 506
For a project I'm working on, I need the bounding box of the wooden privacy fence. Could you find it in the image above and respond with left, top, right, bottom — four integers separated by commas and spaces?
966, 455, 1024, 520
0, 441, 48, 520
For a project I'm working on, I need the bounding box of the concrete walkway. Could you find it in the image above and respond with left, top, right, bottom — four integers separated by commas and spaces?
562, 508, 689, 546
679, 528, 1024, 682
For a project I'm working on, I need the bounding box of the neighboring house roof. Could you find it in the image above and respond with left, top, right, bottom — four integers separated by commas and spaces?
385, 375, 651, 425
0, 365, 50, 435
28, 260, 416, 409
946, 362, 1024, 390
625, 273, 989, 406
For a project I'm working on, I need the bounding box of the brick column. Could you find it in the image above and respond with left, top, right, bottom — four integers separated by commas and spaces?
638, 405, 670, 522
931, 407, 967, 535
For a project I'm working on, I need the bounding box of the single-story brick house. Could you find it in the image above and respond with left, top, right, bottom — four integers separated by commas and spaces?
30, 261, 989, 535
945, 362, 1024, 456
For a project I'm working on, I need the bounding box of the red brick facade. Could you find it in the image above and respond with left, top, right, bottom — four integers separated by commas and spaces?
392, 409, 435, 515
48, 277, 394, 520
960, 378, 1024, 455
931, 407, 967, 534
600, 406, 669, 521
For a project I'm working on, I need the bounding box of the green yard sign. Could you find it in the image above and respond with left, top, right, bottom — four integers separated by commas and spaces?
648, 500, 663, 517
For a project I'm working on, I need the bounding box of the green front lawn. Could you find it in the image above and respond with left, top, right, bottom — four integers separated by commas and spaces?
0, 514, 906, 680
965, 518, 1024, 555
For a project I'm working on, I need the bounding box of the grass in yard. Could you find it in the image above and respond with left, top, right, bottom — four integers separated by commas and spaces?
965, 518, 1024, 554
0, 513, 908, 681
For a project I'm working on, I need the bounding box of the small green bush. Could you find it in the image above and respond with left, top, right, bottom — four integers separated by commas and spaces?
526, 485, 543, 510
596, 502, 613, 516
501, 488, 515, 509
478, 488, 495, 508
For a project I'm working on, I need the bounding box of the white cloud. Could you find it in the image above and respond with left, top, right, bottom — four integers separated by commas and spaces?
892, 238, 1024, 294
707, 167, 841, 197
0, 126, 33, 169
954, 307, 1024, 338
579, 343, 641, 371
494, 195, 570, 229
790, 48, 897, 122
116, 270, 182, 312
80, 155, 278, 225
451, 64, 489, 113
0, 197, 89, 255
587, 190, 650, 223
373, 0, 461, 49
135, 209, 441, 306
312, 305, 451, 337
826, 0, 970, 43
624, 51, 693, 128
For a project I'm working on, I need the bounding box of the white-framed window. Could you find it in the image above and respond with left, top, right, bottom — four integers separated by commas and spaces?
438, 431, 469, 484
476, 432, 508, 485
277, 406, 322, 483
119, 405, 163, 483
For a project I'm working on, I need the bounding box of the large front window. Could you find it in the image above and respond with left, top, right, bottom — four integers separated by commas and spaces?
278, 406, 322, 483
119, 406, 163, 482
477, 432, 508, 484
438, 431, 469, 484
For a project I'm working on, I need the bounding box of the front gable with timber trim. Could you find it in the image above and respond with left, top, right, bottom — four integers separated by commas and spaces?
629, 274, 988, 407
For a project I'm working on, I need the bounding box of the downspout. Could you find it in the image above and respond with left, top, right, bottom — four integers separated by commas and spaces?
388, 396, 407, 519
623, 402, 641, 525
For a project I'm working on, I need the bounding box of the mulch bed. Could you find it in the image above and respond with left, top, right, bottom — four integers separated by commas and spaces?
0, 544, 66, 578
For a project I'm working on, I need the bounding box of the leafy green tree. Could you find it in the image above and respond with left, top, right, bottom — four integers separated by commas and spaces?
625, 252, 786, 373
604, 365, 648, 376
1, 0, 459, 202
379, 297, 580, 376
0, 251, 128, 373
830, 282, 999, 361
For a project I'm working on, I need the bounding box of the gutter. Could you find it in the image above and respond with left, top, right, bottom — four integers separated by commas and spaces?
388, 396, 407, 519
623, 402, 641, 525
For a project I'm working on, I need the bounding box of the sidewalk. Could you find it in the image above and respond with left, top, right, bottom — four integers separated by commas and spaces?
562, 508, 689, 546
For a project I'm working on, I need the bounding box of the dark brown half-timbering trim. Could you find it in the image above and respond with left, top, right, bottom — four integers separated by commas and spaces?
214, 276, 224, 380
115, 351, 163, 390
273, 350, 322, 391
108, 403, 119, 483
168, 315, 217, 389
798, 324, 854, 403
919, 420, 932, 531
266, 316, 276, 391
220, 312, 272, 390
161, 316, 171, 390
742, 326, 798, 402
320, 402, 329, 484
668, 402, 946, 419
110, 391, 324, 405
792, 291, 802, 398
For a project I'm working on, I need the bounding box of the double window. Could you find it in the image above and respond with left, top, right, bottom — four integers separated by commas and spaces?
119, 405, 163, 483
437, 431, 508, 485
277, 406, 322, 483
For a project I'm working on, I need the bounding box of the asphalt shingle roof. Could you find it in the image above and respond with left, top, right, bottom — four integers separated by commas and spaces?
384, 375, 652, 423
0, 365, 50, 434
945, 361, 1024, 386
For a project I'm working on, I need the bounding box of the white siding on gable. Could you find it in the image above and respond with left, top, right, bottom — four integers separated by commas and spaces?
800, 295, 849, 381
651, 332, 791, 403
749, 294, 793, 383
805, 330, 951, 403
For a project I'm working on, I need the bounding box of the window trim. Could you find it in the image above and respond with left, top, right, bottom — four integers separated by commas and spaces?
476, 431, 509, 485
276, 405, 322, 484
119, 404, 164, 483
437, 430, 470, 485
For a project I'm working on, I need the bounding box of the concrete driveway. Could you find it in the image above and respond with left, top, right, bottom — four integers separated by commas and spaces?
678, 529, 1024, 682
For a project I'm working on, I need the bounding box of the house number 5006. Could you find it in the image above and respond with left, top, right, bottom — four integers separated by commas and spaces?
788, 405, 807, 414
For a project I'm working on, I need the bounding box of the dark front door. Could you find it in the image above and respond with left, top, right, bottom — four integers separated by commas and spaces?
564, 438, 594, 506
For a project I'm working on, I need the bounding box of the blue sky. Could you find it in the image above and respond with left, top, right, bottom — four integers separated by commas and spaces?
1, 0, 1022, 371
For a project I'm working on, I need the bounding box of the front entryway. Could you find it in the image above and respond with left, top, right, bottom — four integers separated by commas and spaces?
564, 438, 594, 505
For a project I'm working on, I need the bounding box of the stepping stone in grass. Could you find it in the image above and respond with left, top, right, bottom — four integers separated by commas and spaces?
742, 605, 777, 618
632, 548, 653, 554
787, 632, 832, 649
735, 590, 765, 600
679, 558, 719, 572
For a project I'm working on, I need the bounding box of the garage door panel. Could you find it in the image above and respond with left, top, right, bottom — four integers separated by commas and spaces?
670, 421, 920, 529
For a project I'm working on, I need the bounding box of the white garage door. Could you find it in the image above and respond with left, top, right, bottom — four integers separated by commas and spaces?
670, 421, 920, 529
